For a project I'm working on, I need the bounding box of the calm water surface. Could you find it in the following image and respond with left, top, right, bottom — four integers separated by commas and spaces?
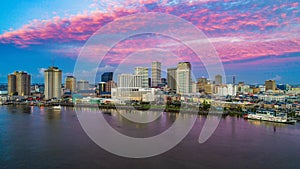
0, 105, 300, 169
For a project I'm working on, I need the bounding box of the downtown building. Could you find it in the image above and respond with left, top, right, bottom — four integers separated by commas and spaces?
117, 74, 142, 88
44, 66, 62, 100
8, 71, 31, 96
215, 74, 222, 85
135, 67, 149, 88
112, 73, 156, 102
77, 80, 89, 91
197, 77, 208, 93
65, 76, 76, 93
151, 61, 161, 87
97, 81, 117, 98
265, 80, 276, 91
167, 67, 177, 91
176, 62, 192, 94
101, 72, 113, 82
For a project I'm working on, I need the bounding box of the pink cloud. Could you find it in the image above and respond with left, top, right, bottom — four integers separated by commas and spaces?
0, 0, 299, 68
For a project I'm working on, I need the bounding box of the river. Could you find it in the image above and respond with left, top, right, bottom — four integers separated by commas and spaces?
0, 105, 300, 169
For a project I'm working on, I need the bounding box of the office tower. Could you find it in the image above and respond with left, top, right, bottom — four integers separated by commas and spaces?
7, 71, 31, 96
65, 76, 76, 93
98, 82, 106, 94
265, 80, 276, 91
77, 80, 89, 91
101, 72, 113, 83
152, 61, 161, 87
167, 67, 177, 91
7, 74, 16, 96
176, 62, 192, 94
105, 80, 117, 92
135, 67, 149, 88
215, 74, 222, 85
44, 67, 62, 100
118, 74, 142, 88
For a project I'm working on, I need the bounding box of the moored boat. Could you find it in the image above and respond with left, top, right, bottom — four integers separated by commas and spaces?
244, 110, 296, 124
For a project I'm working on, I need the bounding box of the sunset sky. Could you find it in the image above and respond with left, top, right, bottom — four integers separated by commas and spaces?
0, 0, 299, 84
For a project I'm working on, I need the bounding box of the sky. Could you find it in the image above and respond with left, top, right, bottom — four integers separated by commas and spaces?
0, 0, 299, 85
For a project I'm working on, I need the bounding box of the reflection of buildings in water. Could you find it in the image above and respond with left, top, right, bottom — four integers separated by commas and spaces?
30, 106, 34, 114
232, 117, 236, 137
73, 107, 193, 130
117, 109, 162, 124
39, 106, 45, 116
6, 105, 31, 114
247, 119, 287, 128
18, 105, 31, 114
46, 108, 62, 120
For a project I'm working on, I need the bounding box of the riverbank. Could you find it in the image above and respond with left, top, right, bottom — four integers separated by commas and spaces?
2, 102, 244, 116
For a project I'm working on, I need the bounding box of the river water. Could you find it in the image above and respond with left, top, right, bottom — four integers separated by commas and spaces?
0, 105, 300, 169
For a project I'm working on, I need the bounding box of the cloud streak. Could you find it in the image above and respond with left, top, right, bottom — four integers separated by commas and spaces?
0, 0, 299, 68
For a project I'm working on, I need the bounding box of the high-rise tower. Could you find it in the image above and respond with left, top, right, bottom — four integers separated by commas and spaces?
44, 66, 62, 100
176, 62, 192, 94
151, 61, 161, 87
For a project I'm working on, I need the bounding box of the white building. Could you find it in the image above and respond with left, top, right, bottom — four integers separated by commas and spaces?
111, 87, 157, 101
118, 74, 142, 88
216, 84, 237, 96
258, 95, 286, 102
259, 85, 266, 93
227, 84, 237, 96
135, 67, 149, 88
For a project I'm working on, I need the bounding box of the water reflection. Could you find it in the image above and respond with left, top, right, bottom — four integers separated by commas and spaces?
247, 119, 287, 128
1, 105, 300, 169
6, 105, 31, 114
45, 108, 62, 120
117, 109, 163, 124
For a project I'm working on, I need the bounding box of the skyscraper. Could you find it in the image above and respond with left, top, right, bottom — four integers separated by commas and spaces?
176, 62, 192, 94
151, 61, 161, 87
215, 74, 222, 85
7, 74, 16, 96
265, 80, 276, 91
105, 80, 117, 92
101, 72, 113, 83
65, 76, 76, 93
98, 82, 106, 94
44, 66, 62, 100
135, 67, 149, 88
7, 71, 31, 96
167, 67, 177, 91
77, 80, 89, 91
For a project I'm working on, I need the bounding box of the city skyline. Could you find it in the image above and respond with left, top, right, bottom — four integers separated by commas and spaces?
0, 0, 299, 84
1, 2, 300, 168
2, 65, 299, 87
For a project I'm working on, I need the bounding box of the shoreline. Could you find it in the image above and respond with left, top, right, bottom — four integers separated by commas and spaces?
1, 102, 239, 116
